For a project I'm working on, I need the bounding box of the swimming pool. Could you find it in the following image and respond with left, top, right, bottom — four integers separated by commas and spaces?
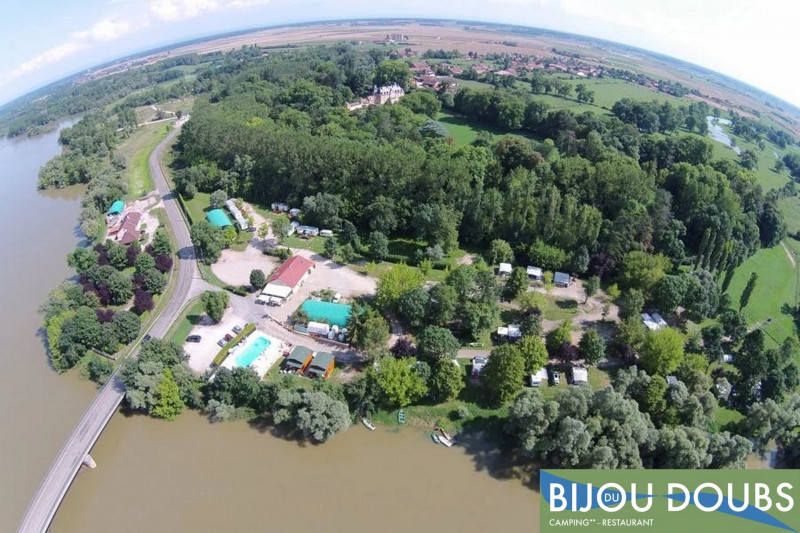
233, 335, 271, 368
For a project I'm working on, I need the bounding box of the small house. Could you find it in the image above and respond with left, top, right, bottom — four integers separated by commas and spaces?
571, 367, 589, 385
225, 198, 249, 231
498, 263, 513, 276
641, 313, 663, 331
651, 312, 668, 329
289, 208, 301, 218
722, 354, 734, 363
306, 321, 331, 337
271, 202, 289, 212
554, 272, 572, 287
526, 266, 543, 281
296, 225, 319, 237
666, 375, 678, 385
284, 346, 314, 374
529, 367, 548, 387
305, 352, 335, 379
319, 229, 334, 238
496, 324, 522, 341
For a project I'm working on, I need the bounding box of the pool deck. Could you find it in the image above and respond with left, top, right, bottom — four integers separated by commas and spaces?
221, 331, 285, 377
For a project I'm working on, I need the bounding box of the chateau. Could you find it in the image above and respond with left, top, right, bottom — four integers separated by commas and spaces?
346, 83, 405, 111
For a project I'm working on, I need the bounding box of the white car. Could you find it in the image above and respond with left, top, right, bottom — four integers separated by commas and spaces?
332, 292, 342, 303
551, 370, 561, 385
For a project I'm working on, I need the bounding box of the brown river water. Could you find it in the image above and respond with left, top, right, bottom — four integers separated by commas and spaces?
0, 125, 539, 532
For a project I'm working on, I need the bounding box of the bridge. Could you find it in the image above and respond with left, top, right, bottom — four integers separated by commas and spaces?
18, 125, 203, 533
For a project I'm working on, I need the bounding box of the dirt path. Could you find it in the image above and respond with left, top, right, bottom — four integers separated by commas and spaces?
781, 240, 796, 268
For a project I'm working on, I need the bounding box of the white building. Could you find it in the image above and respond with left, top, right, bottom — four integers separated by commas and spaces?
498, 262, 513, 276
571, 367, 589, 385
529, 367, 548, 387
526, 266, 543, 281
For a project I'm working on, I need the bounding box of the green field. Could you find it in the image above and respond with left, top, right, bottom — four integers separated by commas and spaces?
166, 299, 205, 346
725, 242, 798, 346
778, 196, 800, 235
117, 122, 170, 198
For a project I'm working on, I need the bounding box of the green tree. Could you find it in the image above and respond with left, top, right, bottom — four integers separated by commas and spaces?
482, 344, 525, 405
105, 241, 127, 270
151, 229, 173, 256
271, 215, 291, 243
619, 289, 645, 320
429, 359, 464, 401
416, 325, 460, 360
134, 252, 156, 275
642, 375, 668, 416
373, 356, 428, 407
740, 272, 758, 310
546, 318, 573, 356
640, 327, 685, 376
397, 287, 430, 329
202, 291, 229, 323
293, 391, 351, 442
368, 231, 389, 262
67, 247, 98, 274
346, 306, 390, 353
323, 237, 339, 259
151, 368, 185, 420
250, 269, 266, 289
376, 263, 424, 310
486, 238, 514, 265
619, 251, 671, 295
209, 189, 228, 209
428, 283, 458, 326
141, 268, 166, 295
583, 276, 600, 303
720, 309, 748, 343
652, 275, 688, 316
579, 328, 606, 366
517, 335, 549, 373
373, 60, 412, 88
504, 267, 529, 300
190, 221, 226, 264
111, 310, 141, 344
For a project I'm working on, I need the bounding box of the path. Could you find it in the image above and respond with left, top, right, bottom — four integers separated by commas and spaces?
781, 240, 796, 268
18, 122, 206, 533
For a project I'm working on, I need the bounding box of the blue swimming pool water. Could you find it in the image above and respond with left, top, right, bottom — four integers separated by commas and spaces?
233, 335, 270, 367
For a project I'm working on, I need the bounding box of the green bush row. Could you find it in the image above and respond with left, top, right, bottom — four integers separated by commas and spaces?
211, 323, 256, 367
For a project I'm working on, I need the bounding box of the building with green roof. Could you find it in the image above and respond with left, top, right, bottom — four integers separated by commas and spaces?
108, 200, 124, 215
300, 300, 352, 328
284, 346, 314, 372
206, 209, 233, 228
305, 352, 335, 379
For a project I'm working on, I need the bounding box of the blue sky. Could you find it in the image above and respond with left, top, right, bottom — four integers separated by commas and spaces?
1, 0, 799, 108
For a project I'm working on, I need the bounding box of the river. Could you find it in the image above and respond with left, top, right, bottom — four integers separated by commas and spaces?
706, 116, 742, 155
2, 126, 539, 532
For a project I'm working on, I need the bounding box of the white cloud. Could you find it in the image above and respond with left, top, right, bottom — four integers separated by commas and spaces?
72, 18, 136, 42
149, 0, 270, 21
7, 42, 90, 80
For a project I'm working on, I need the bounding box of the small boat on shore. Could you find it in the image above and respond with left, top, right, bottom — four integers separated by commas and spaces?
430, 432, 441, 444
398, 409, 406, 424
438, 427, 456, 445
362, 417, 376, 431
437, 434, 454, 447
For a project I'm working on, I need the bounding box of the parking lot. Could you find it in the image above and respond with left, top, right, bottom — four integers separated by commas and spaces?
183, 308, 249, 373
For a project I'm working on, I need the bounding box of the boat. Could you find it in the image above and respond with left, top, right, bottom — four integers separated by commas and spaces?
430, 432, 441, 444
437, 434, 454, 447
438, 427, 456, 445
398, 409, 406, 424
361, 417, 376, 431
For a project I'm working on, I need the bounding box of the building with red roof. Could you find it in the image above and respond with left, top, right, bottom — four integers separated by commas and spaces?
260, 255, 315, 302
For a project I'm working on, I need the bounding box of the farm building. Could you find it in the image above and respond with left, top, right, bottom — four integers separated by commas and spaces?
284, 346, 314, 374
261, 255, 315, 302
224, 199, 249, 231
300, 299, 352, 328
498, 263, 513, 276
107, 200, 124, 216
206, 209, 233, 228
554, 272, 572, 287
526, 266, 543, 281
305, 352, 335, 379
571, 367, 589, 385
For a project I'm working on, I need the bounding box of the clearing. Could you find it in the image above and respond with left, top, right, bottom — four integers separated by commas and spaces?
117, 122, 171, 198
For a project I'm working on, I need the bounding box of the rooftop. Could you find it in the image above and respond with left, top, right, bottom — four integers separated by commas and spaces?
300, 299, 352, 328
308, 352, 335, 373
108, 200, 124, 215
269, 255, 315, 288
206, 209, 233, 228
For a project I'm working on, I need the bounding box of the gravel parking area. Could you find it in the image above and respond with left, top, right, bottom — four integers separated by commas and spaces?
211, 246, 279, 287
183, 308, 248, 373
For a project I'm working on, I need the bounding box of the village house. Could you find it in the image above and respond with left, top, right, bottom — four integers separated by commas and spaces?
259, 255, 315, 304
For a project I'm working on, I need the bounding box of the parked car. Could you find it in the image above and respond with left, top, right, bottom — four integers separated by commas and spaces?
224, 333, 233, 342
232, 325, 243, 335
186, 335, 201, 343
471, 356, 488, 378
217, 339, 226, 347
551, 370, 561, 385
332, 292, 342, 303
143, 334, 152, 342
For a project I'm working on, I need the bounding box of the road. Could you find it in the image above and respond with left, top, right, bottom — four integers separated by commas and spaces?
18, 123, 205, 533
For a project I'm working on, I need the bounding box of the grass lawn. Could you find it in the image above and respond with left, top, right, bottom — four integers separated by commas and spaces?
181, 191, 211, 225
436, 110, 530, 146
725, 242, 798, 346
117, 122, 170, 199
543, 295, 580, 321
715, 406, 745, 430
779, 196, 800, 236
166, 299, 205, 346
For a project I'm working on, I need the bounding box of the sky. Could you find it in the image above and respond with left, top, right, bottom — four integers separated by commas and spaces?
0, 0, 799, 108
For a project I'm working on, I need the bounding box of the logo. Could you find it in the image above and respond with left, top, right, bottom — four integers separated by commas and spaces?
540, 470, 800, 532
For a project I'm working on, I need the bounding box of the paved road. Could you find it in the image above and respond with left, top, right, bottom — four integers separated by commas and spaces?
18, 124, 202, 533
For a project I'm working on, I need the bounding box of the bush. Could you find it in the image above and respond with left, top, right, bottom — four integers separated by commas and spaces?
454, 405, 471, 420
224, 284, 250, 297
212, 323, 256, 367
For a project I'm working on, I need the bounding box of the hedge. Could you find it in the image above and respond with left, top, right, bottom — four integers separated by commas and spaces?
211, 323, 256, 367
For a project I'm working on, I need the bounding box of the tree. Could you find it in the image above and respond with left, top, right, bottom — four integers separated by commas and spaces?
619, 289, 645, 320
151, 368, 185, 420
740, 272, 758, 310
190, 221, 226, 264
209, 189, 228, 209
134, 252, 156, 276
640, 327, 685, 376
271, 215, 291, 243
619, 251, 670, 295
106, 241, 127, 270
482, 344, 525, 405
429, 359, 464, 401
374, 60, 412, 88
293, 391, 351, 442
652, 275, 688, 316
397, 287, 430, 329
376, 264, 424, 310
579, 328, 606, 366
613, 318, 647, 360
202, 291, 229, 323
346, 306, 389, 353
701, 323, 724, 362
486, 239, 514, 265
720, 308, 748, 343
112, 310, 141, 344
504, 267, 529, 300
67, 247, 98, 273
373, 356, 428, 407
416, 326, 460, 360
151, 229, 173, 256
682, 270, 721, 321
250, 269, 266, 289
428, 283, 457, 326
368, 231, 389, 262
518, 291, 547, 313
546, 318, 573, 357
583, 276, 600, 303
517, 335, 549, 373
302, 192, 344, 228
462, 300, 499, 340
323, 237, 339, 259
133, 290, 154, 313
141, 268, 166, 295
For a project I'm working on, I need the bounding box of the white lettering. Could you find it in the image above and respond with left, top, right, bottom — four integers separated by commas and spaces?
755, 483, 772, 511
668, 483, 690, 511
551, 483, 567, 512
727, 483, 749, 512
598, 483, 626, 512
695, 483, 723, 512
579, 483, 592, 513
631, 483, 653, 512
776, 483, 794, 512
